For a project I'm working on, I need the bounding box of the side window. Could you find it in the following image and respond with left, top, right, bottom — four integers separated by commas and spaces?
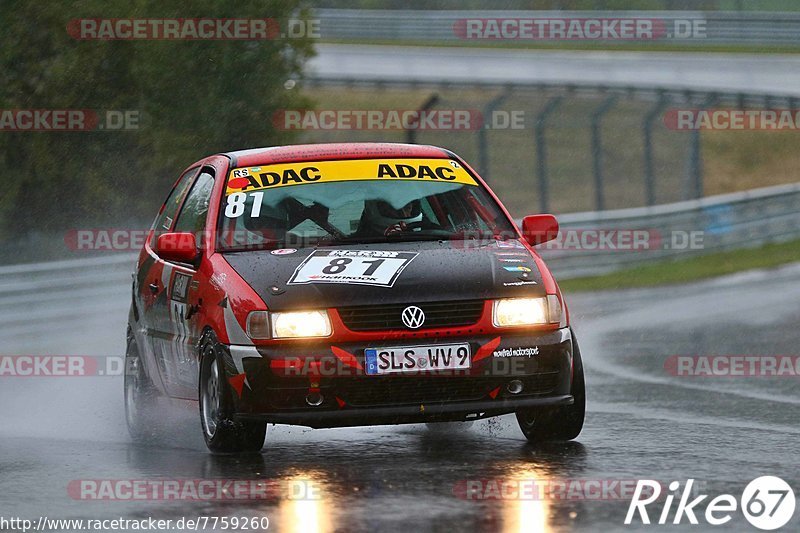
173, 170, 215, 242
152, 167, 199, 234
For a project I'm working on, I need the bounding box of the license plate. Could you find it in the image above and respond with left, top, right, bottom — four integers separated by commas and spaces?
364, 343, 471, 375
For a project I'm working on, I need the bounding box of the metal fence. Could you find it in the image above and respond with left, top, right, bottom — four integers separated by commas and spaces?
297, 77, 800, 279
303, 77, 798, 217
314, 9, 800, 47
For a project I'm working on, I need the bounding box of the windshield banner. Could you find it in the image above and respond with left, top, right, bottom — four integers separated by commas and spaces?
225, 158, 477, 195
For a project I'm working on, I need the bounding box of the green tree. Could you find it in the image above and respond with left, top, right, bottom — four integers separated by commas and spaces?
0, 0, 314, 238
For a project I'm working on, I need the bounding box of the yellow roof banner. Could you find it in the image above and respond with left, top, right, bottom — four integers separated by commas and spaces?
225, 158, 477, 195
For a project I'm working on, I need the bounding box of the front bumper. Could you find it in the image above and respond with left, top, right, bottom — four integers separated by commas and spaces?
221, 328, 574, 429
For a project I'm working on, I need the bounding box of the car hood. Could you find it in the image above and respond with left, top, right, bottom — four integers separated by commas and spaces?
222, 239, 546, 311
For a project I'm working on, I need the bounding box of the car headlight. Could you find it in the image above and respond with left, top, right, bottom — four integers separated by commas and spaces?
269, 310, 332, 339
493, 296, 563, 327
247, 310, 333, 339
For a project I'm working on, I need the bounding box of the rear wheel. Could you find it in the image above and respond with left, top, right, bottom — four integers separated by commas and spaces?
199, 335, 267, 453
516, 329, 585, 443
124, 330, 159, 442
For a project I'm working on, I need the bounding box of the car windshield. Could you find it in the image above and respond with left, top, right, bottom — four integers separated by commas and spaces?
217, 158, 516, 251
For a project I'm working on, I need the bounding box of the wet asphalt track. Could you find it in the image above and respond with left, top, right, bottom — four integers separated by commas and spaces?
1, 260, 798, 532
311, 44, 800, 95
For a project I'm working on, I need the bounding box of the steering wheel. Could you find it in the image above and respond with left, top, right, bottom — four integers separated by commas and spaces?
384, 221, 451, 238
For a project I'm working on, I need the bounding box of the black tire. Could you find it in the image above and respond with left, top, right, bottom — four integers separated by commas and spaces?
516, 329, 586, 443
124, 330, 160, 442
199, 334, 267, 453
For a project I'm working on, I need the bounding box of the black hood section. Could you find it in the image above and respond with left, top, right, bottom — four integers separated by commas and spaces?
223, 240, 545, 311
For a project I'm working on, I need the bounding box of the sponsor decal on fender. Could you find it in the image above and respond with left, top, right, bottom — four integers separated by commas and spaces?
503, 265, 532, 273
495, 239, 525, 249
493, 346, 540, 358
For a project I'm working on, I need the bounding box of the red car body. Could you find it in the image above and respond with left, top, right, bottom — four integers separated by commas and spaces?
125, 143, 584, 452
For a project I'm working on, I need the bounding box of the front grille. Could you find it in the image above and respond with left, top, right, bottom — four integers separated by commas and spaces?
338, 300, 485, 331
333, 373, 560, 407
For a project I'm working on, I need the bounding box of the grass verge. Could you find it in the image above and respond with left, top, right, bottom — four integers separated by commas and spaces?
558, 238, 800, 292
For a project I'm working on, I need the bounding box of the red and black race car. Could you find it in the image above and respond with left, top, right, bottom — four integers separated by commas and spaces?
125, 142, 585, 453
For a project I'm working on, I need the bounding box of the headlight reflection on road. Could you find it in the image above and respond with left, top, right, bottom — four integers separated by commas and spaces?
503, 467, 552, 533
279, 473, 331, 533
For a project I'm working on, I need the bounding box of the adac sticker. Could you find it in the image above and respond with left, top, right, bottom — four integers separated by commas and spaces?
288, 249, 418, 288
270, 248, 297, 256
225, 158, 477, 195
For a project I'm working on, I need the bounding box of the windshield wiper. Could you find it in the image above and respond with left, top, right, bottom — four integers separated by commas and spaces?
316, 233, 451, 246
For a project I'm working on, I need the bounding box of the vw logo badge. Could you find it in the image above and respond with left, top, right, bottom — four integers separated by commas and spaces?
401, 306, 425, 329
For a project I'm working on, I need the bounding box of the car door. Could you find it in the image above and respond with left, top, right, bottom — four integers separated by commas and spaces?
135, 166, 199, 396
157, 169, 215, 399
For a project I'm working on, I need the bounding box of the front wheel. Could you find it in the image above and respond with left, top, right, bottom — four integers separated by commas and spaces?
199, 336, 267, 453
516, 329, 585, 443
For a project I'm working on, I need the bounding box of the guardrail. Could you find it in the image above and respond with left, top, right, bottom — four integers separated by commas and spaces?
539, 181, 800, 278
314, 9, 800, 47
0, 253, 136, 338
0, 254, 135, 300
303, 77, 798, 216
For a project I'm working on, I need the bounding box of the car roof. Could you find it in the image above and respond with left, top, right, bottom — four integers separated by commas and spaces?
222, 142, 454, 168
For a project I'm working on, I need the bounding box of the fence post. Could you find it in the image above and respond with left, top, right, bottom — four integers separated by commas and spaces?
535, 95, 564, 213
590, 94, 618, 211
687, 92, 716, 200
478, 88, 512, 178
405, 93, 439, 144
643, 92, 666, 206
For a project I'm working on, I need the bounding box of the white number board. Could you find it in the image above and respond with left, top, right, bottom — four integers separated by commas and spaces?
287, 250, 418, 287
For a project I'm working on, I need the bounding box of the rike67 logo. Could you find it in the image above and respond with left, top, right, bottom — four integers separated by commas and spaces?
626, 477, 795, 530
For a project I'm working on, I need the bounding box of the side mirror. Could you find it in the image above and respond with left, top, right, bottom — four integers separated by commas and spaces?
521, 214, 559, 246
155, 232, 198, 263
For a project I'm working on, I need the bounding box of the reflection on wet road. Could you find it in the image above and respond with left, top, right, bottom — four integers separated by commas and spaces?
1, 263, 798, 531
